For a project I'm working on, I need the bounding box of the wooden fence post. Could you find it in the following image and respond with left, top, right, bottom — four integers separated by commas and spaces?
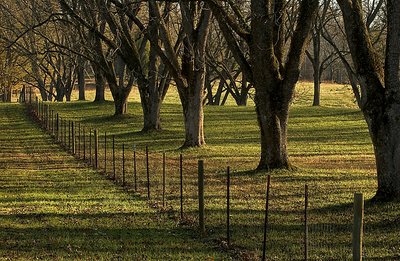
198, 160, 205, 235
353, 193, 364, 261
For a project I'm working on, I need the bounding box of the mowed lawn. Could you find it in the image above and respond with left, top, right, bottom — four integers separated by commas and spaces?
0, 104, 229, 260
45, 83, 399, 260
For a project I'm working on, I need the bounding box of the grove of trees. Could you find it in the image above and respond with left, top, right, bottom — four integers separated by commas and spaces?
0, 0, 398, 201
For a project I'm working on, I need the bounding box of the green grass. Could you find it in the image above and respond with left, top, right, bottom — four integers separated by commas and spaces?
3, 82, 400, 260
0, 104, 230, 260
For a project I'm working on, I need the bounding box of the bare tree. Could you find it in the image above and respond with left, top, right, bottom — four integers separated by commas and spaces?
337, 0, 400, 201
207, 0, 318, 170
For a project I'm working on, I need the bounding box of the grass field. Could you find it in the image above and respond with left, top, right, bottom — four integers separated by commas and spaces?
3, 82, 400, 260
0, 104, 230, 260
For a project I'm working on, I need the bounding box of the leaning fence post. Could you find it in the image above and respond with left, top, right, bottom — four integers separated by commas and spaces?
262, 175, 271, 261
304, 184, 309, 261
198, 160, 205, 235
353, 193, 364, 261
94, 129, 98, 169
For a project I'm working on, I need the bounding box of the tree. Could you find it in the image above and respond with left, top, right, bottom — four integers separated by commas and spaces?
134, 0, 212, 146
337, 0, 400, 201
207, 0, 318, 169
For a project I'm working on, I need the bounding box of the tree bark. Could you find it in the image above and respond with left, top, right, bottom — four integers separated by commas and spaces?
368, 106, 400, 200
312, 31, 321, 106
92, 63, 105, 102
337, 0, 400, 201
182, 92, 205, 147
77, 60, 86, 101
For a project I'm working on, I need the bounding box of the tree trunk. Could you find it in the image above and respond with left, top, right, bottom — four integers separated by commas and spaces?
77, 62, 86, 101
182, 95, 205, 147
255, 84, 292, 170
93, 64, 105, 102
312, 32, 321, 106
368, 105, 400, 201
114, 98, 127, 115
141, 92, 162, 131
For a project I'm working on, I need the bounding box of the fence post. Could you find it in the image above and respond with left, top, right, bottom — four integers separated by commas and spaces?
83, 128, 86, 160
180, 153, 184, 219
56, 113, 59, 141
163, 151, 166, 207
89, 129, 92, 165
77, 123, 81, 158
46, 105, 50, 131
94, 129, 98, 169
133, 144, 137, 191
262, 175, 271, 261
112, 135, 115, 180
50, 110, 54, 136
353, 193, 364, 261
64, 119, 67, 147
122, 144, 125, 186
146, 145, 150, 200
29, 87, 32, 103
68, 120, 71, 151
304, 184, 309, 261
198, 160, 205, 235
104, 132, 107, 174
72, 121, 75, 155
227, 166, 231, 247
36, 97, 39, 116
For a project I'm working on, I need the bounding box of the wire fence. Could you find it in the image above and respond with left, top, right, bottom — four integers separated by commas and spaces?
20, 94, 366, 261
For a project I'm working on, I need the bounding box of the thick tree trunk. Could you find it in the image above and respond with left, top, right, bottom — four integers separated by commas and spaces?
77, 63, 86, 101
114, 98, 127, 115
93, 65, 105, 102
140, 90, 162, 131
182, 96, 205, 147
367, 105, 400, 201
255, 87, 292, 170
